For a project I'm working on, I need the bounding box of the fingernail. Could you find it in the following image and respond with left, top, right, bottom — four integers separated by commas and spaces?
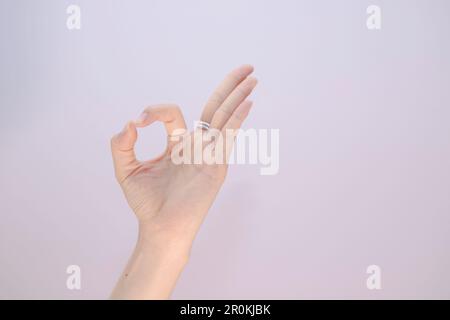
136, 112, 148, 124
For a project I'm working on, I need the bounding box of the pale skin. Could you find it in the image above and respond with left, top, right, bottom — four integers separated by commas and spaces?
110, 65, 258, 299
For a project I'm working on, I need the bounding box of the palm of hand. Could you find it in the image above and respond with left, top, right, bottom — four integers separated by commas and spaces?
121, 137, 226, 235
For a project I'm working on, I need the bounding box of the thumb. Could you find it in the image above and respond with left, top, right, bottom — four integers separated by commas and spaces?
111, 121, 139, 183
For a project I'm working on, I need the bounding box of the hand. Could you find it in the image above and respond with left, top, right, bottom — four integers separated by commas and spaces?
110, 65, 257, 300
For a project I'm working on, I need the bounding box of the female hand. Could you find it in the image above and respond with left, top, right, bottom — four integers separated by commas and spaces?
110, 65, 257, 299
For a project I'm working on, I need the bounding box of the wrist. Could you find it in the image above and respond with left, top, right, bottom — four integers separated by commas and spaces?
110, 221, 190, 300
137, 220, 192, 266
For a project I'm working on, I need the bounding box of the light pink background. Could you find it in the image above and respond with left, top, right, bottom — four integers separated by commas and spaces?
0, 0, 449, 299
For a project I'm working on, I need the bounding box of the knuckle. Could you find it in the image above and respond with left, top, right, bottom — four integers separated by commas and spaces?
219, 108, 232, 117
209, 91, 225, 104
110, 135, 119, 148
227, 72, 241, 84
236, 85, 250, 97
232, 112, 244, 121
